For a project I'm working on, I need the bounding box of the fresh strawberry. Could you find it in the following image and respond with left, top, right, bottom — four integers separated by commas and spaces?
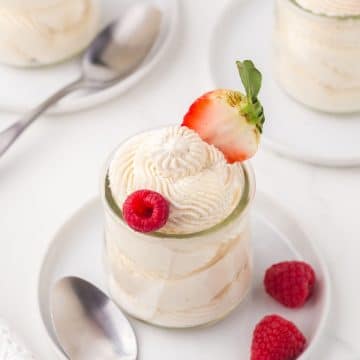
182, 60, 264, 163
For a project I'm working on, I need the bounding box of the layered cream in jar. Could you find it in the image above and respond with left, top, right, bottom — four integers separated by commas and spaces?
274, 0, 360, 113
102, 125, 255, 328
0, 0, 100, 67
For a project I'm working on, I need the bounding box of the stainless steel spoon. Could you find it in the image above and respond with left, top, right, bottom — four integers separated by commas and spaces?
51, 277, 137, 360
0, 3, 162, 158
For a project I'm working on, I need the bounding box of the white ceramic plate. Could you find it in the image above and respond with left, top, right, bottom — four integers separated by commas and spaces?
37, 192, 330, 359
0, 0, 178, 114
209, 0, 360, 167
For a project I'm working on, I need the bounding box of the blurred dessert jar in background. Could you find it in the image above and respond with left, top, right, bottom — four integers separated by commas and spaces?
0, 0, 100, 67
274, 0, 360, 113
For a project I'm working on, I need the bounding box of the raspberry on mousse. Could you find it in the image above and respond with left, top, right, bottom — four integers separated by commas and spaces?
122, 190, 169, 233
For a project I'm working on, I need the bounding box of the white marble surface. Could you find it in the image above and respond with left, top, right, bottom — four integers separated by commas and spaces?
0, 0, 359, 358
0, 321, 35, 359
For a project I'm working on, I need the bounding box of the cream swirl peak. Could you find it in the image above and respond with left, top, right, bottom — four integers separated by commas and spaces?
109, 126, 244, 234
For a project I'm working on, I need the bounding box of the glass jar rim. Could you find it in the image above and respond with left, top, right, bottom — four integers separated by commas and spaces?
282, 0, 360, 20
100, 129, 256, 240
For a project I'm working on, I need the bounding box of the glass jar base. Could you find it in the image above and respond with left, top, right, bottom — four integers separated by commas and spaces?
106, 278, 252, 330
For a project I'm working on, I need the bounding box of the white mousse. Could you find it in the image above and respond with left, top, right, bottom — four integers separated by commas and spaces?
103, 126, 253, 328
0, 0, 100, 67
295, 0, 360, 16
274, 0, 360, 113
109, 126, 244, 235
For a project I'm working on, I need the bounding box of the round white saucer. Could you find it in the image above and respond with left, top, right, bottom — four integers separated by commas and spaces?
209, 0, 360, 167
0, 0, 178, 114
37, 192, 330, 359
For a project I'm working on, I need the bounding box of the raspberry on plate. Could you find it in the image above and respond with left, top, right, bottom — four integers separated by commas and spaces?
251, 315, 306, 360
122, 190, 169, 233
264, 261, 316, 308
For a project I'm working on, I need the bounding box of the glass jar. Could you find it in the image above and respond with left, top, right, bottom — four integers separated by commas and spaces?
274, 0, 360, 113
101, 136, 256, 329
0, 0, 100, 67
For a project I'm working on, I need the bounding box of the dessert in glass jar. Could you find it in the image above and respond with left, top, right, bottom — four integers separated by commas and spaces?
102, 60, 265, 328
274, 0, 360, 113
0, 0, 100, 67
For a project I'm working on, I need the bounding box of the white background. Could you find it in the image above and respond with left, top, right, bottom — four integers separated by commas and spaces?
0, 0, 359, 358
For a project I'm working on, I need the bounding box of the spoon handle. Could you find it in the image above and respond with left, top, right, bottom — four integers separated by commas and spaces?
0, 77, 84, 158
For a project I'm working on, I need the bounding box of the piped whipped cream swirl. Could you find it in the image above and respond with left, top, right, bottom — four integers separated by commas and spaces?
294, 0, 360, 16
109, 126, 244, 235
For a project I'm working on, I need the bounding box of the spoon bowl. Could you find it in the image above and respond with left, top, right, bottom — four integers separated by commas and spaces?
83, 3, 162, 84
51, 277, 137, 360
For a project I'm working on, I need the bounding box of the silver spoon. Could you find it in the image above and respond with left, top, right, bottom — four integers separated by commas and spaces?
51, 277, 137, 360
0, 3, 162, 158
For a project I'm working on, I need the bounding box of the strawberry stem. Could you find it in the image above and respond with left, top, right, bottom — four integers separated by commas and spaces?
236, 60, 265, 133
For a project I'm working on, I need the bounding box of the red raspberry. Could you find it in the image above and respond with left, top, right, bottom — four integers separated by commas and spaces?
251, 315, 306, 360
264, 261, 316, 308
122, 190, 169, 233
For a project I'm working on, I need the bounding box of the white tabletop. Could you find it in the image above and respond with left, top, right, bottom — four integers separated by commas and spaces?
0, 0, 359, 358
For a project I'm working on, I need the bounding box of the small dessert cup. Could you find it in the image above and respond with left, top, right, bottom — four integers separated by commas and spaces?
274, 0, 360, 113
0, 0, 100, 67
101, 134, 256, 328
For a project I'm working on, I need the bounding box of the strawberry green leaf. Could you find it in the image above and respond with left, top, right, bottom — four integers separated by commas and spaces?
236, 60, 261, 101
236, 60, 265, 133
